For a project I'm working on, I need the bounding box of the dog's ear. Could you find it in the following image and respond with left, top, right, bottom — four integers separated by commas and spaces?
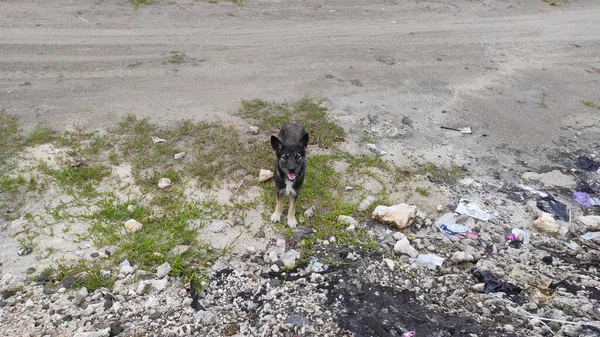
298, 132, 309, 149
271, 135, 283, 153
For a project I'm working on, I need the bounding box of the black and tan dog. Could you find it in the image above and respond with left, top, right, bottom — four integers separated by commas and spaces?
270, 122, 309, 228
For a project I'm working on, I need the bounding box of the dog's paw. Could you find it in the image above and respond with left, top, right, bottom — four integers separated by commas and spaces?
270, 211, 282, 223
287, 216, 298, 228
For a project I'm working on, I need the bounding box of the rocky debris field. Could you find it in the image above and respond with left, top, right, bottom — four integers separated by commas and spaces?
2, 150, 600, 337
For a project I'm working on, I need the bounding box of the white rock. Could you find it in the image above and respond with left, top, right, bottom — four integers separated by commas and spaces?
120, 265, 134, 275
436, 204, 444, 212
394, 238, 418, 258
248, 126, 259, 135
532, 212, 559, 235
392, 232, 406, 241
73, 328, 111, 337
281, 250, 300, 269
577, 215, 600, 232
383, 258, 395, 271
347, 252, 358, 261
196, 310, 217, 325
246, 246, 256, 254
270, 265, 280, 273
124, 219, 143, 234
345, 223, 356, 232
304, 207, 315, 219
337, 215, 359, 228
276, 239, 286, 248
158, 178, 172, 189
372, 204, 417, 229
156, 262, 171, 279
259, 169, 274, 182
451, 251, 476, 263
145, 297, 160, 308
24, 299, 34, 308
173, 152, 186, 160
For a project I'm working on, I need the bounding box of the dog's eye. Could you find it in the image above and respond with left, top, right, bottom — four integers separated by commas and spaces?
295, 154, 302, 159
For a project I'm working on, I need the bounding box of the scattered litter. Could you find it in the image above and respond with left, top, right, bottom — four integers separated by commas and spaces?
560, 240, 581, 250
17, 247, 32, 256
519, 184, 549, 198
474, 270, 522, 295
285, 314, 310, 327
208, 220, 231, 233
358, 196, 375, 211
455, 198, 492, 221
76, 16, 89, 22
440, 126, 472, 134
506, 228, 530, 245
306, 257, 328, 273
412, 254, 445, 269
402, 331, 415, 337
536, 197, 569, 222
573, 191, 600, 207
581, 232, 600, 240
366, 143, 386, 156
440, 223, 477, 238
150, 136, 166, 143
119, 260, 131, 268
575, 156, 600, 172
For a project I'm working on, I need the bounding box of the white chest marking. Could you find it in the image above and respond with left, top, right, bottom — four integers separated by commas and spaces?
284, 180, 297, 196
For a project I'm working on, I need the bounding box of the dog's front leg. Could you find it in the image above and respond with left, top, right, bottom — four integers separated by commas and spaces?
270, 192, 284, 222
287, 195, 298, 228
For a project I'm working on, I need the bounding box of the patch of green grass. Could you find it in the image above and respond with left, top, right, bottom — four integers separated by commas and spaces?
130, 0, 153, 10
42, 260, 115, 291
26, 123, 55, 145
420, 161, 465, 181
39, 163, 111, 188
542, 0, 568, 5
584, 101, 600, 110
239, 97, 345, 149
415, 187, 430, 197
168, 51, 186, 64
360, 135, 376, 143
231, 0, 244, 7
0, 110, 23, 169
0, 175, 26, 193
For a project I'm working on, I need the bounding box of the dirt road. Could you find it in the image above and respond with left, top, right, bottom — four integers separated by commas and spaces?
1, 0, 599, 175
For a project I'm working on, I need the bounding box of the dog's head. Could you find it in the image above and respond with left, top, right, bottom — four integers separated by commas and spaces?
270, 132, 309, 182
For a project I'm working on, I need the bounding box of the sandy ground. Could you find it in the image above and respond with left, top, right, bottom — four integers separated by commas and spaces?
1, 0, 599, 177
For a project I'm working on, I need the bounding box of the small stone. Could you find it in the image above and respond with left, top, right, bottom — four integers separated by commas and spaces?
120, 265, 134, 275
145, 297, 160, 308
248, 126, 259, 135
149, 311, 162, 320
436, 204, 444, 212
304, 207, 315, 219
208, 220, 231, 233
150, 136, 166, 143
18, 247, 33, 256
257, 229, 266, 238
90, 252, 100, 258
323, 240, 330, 246
281, 250, 300, 269
393, 238, 418, 258
372, 204, 417, 229
451, 251, 476, 263
174, 152, 186, 160
246, 246, 256, 254
24, 299, 34, 308
344, 186, 354, 191
72, 287, 89, 306
383, 258, 395, 271
158, 178, 172, 189
270, 264, 280, 273
60, 276, 76, 289
156, 262, 171, 279
532, 212, 560, 235
338, 215, 359, 228
392, 232, 406, 241
346, 252, 358, 261
170, 245, 189, 256
276, 239, 286, 248
124, 219, 143, 234
345, 223, 356, 232
259, 169, 274, 182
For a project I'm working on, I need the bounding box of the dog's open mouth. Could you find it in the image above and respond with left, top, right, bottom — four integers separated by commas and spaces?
287, 173, 296, 181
